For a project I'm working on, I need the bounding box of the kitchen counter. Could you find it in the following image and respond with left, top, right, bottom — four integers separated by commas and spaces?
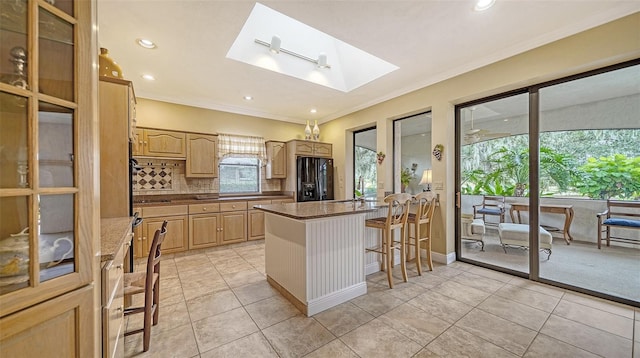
100, 216, 135, 262
255, 199, 384, 220
132, 193, 293, 207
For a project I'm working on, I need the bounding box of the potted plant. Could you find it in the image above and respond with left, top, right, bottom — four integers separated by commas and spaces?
400, 167, 413, 193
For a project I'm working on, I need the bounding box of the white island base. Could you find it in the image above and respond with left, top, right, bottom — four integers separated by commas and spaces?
264, 211, 368, 316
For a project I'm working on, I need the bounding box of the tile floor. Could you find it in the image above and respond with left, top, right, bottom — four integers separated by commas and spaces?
124, 241, 639, 358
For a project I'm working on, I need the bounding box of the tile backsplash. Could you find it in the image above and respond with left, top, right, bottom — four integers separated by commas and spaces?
134, 166, 173, 190
133, 159, 281, 195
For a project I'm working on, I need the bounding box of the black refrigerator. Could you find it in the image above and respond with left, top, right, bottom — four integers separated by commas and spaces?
296, 157, 334, 202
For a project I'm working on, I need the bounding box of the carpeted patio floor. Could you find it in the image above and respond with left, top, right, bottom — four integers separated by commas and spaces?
461, 227, 640, 302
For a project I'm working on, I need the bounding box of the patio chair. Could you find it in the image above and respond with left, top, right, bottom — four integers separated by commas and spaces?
473, 195, 506, 226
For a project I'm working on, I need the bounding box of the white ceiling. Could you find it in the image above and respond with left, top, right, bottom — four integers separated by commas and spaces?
97, 1, 640, 126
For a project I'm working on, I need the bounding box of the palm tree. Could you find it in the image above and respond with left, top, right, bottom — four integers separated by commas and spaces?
487, 146, 578, 196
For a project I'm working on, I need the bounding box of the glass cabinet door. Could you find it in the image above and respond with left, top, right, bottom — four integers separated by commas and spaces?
0, 0, 91, 314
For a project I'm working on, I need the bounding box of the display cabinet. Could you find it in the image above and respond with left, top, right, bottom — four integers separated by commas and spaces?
0, 0, 96, 354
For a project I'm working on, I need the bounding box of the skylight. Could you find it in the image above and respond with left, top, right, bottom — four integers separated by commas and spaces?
226, 3, 398, 93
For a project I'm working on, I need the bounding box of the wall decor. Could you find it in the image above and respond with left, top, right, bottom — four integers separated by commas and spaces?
377, 151, 386, 165
432, 144, 444, 161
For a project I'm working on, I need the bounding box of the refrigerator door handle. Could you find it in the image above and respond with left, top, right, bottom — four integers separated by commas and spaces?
315, 159, 321, 200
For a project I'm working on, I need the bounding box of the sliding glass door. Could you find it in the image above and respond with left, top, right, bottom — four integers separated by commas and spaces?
456, 60, 640, 306
536, 63, 640, 303
457, 93, 530, 275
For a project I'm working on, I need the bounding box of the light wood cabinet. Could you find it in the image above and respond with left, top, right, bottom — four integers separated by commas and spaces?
248, 200, 270, 241
189, 213, 219, 249
136, 205, 189, 256
144, 216, 188, 254
248, 199, 294, 240
136, 198, 291, 253
313, 142, 332, 157
0, 0, 96, 354
290, 140, 332, 157
220, 211, 247, 245
132, 128, 143, 156
134, 128, 186, 158
188, 202, 247, 248
101, 232, 131, 358
266, 141, 287, 179
100, 78, 135, 218
186, 133, 218, 178
0, 285, 95, 357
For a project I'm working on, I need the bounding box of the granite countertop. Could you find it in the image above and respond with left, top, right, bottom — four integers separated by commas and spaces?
133, 192, 293, 207
100, 216, 135, 262
255, 200, 386, 220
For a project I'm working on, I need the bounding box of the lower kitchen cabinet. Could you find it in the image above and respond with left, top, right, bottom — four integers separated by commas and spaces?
145, 216, 188, 254
135, 206, 188, 257
189, 213, 219, 249
101, 230, 131, 358
188, 203, 247, 248
134, 198, 290, 255
248, 200, 271, 241
220, 211, 247, 244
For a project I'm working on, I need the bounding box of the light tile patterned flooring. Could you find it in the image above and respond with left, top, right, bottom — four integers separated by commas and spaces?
125, 241, 640, 358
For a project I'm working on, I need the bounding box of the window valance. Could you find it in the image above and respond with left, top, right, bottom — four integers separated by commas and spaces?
217, 133, 266, 164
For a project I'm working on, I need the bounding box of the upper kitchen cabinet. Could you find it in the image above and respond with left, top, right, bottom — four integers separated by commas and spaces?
99, 77, 136, 218
290, 140, 332, 158
266, 141, 286, 179
134, 128, 186, 158
132, 128, 143, 156
0, 0, 96, 354
186, 133, 218, 178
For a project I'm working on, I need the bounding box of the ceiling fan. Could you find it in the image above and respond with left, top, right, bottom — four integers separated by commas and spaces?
464, 107, 510, 144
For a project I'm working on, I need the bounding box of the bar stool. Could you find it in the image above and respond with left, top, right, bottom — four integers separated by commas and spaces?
365, 193, 412, 288
406, 191, 436, 275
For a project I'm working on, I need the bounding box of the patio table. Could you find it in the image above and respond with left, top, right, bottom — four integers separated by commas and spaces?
509, 203, 574, 245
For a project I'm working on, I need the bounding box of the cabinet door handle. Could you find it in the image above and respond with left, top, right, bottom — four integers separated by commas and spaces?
203, 207, 207, 211
115, 264, 123, 270
116, 306, 123, 313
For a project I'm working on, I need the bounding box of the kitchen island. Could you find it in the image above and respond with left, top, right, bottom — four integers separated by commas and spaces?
255, 200, 385, 316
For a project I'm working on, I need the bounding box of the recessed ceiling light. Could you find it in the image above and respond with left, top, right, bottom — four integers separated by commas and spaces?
142, 74, 155, 80
244, 95, 253, 100
136, 38, 157, 49
474, 0, 495, 11
503, 119, 509, 122
310, 108, 317, 114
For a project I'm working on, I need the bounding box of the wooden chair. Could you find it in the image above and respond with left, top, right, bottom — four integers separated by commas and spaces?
123, 220, 168, 352
406, 192, 437, 275
365, 193, 412, 288
473, 195, 506, 226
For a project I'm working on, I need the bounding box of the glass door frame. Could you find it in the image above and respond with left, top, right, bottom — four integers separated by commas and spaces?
353, 126, 377, 199
454, 88, 535, 281
454, 58, 640, 308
